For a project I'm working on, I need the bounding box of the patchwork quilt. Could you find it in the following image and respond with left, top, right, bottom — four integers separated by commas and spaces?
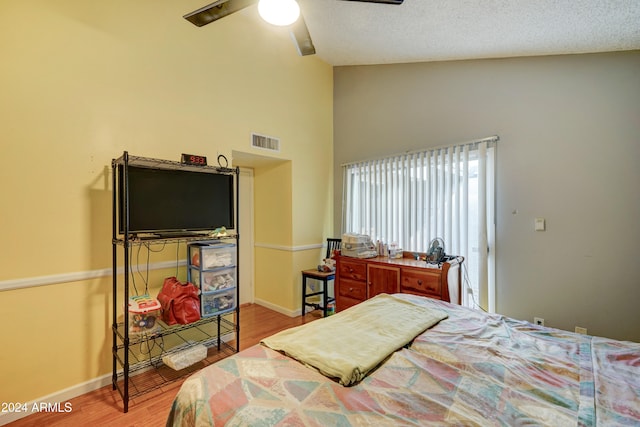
167, 294, 640, 426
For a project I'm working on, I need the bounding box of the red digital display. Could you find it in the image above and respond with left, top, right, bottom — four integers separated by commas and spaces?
181, 153, 207, 166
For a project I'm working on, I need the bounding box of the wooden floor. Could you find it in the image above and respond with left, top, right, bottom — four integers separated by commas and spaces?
7, 304, 322, 427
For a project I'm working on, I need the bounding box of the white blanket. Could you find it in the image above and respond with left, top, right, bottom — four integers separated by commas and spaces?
261, 293, 448, 385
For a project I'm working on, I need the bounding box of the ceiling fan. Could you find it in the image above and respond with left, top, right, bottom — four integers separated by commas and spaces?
183, 0, 404, 56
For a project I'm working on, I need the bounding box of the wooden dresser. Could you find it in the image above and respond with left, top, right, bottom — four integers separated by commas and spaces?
335, 254, 464, 312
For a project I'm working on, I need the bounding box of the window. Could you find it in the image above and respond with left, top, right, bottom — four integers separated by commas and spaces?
342, 138, 497, 311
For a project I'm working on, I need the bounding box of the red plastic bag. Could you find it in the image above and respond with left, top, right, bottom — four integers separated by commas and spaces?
157, 277, 201, 325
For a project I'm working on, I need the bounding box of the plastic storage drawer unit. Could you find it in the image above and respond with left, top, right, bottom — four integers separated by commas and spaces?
188, 240, 237, 318
189, 242, 236, 270
190, 267, 236, 293
201, 289, 236, 317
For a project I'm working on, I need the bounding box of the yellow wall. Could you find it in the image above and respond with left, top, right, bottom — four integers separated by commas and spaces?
254, 161, 294, 306
0, 0, 332, 404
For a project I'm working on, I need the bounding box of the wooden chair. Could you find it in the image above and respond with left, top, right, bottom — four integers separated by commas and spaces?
301, 238, 342, 317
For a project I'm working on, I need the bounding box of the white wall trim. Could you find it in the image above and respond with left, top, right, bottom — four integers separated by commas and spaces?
0, 373, 113, 426
254, 242, 323, 252
0, 329, 236, 426
3, 242, 324, 292
0, 260, 187, 293
253, 298, 300, 317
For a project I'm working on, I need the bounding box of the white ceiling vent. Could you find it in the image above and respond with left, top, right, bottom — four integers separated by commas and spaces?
251, 133, 280, 152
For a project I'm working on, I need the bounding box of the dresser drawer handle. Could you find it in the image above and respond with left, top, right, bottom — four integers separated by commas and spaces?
417, 280, 423, 285
349, 287, 354, 292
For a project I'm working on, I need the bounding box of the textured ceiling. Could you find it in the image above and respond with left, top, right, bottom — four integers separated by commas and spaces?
297, 0, 640, 66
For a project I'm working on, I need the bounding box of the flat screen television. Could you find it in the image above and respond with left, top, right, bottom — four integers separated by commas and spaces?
118, 165, 235, 235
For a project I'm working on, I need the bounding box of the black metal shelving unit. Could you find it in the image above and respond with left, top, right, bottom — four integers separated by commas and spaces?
111, 151, 240, 413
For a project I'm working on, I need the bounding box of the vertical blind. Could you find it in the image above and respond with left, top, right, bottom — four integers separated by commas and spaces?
341, 136, 498, 310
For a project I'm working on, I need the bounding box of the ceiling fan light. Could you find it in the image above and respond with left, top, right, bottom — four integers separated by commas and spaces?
258, 0, 300, 26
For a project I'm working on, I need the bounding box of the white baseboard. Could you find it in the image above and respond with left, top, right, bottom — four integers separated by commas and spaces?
0, 331, 237, 426
253, 298, 301, 317
0, 373, 112, 426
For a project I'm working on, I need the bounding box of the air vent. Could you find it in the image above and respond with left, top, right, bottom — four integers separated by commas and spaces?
251, 133, 280, 152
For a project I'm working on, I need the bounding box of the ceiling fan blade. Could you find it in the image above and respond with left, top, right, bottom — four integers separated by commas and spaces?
184, 0, 257, 27
339, 0, 404, 4
290, 14, 315, 56
185, 0, 315, 56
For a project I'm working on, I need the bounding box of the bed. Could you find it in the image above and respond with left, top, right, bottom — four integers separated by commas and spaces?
166, 293, 640, 426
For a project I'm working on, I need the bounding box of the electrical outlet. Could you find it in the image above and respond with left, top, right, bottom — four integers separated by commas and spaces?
575, 326, 587, 335
534, 317, 545, 326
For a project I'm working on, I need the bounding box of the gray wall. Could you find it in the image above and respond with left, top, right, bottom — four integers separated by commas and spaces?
333, 51, 640, 342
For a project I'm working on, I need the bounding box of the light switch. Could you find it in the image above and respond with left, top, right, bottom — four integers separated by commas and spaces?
534, 217, 545, 231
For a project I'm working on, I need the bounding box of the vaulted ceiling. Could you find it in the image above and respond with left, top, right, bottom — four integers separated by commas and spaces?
298, 0, 640, 65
